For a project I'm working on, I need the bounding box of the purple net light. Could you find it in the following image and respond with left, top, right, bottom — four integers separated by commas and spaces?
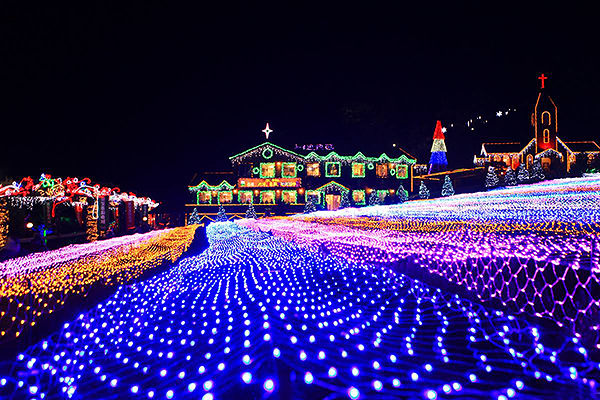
239, 176, 600, 344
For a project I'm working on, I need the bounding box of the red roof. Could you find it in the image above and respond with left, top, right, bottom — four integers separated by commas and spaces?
432, 120, 445, 140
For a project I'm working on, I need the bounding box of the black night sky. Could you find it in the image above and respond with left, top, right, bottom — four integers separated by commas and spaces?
1, 3, 598, 211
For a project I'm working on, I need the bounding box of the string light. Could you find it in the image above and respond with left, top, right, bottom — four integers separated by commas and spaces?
0, 226, 197, 341
0, 174, 159, 219
1, 222, 597, 399
239, 175, 600, 344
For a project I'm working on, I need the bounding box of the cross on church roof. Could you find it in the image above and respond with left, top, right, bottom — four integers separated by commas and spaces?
262, 123, 273, 140
538, 73, 548, 89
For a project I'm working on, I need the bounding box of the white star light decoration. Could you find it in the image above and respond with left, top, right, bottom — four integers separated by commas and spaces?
262, 123, 273, 140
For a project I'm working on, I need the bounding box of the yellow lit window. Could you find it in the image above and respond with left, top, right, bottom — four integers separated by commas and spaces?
282, 191, 297, 204
396, 165, 408, 179
543, 129, 550, 143
282, 163, 297, 178
261, 163, 276, 178
239, 191, 253, 204
352, 163, 365, 178
352, 190, 365, 204
306, 163, 320, 177
261, 191, 275, 204
218, 192, 233, 204
325, 162, 341, 177
197, 191, 211, 204
376, 163, 388, 178
542, 111, 551, 125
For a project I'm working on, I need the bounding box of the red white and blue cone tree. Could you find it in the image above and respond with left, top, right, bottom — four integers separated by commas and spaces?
428, 120, 448, 174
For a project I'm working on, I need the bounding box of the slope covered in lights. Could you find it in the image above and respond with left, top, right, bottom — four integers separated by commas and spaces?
0, 226, 197, 342
239, 176, 600, 345
299, 175, 600, 229
1, 223, 597, 399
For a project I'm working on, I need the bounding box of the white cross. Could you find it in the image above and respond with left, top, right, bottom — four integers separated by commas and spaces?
262, 123, 273, 140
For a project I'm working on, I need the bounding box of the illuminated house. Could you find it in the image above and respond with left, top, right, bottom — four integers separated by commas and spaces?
474, 74, 600, 174
187, 132, 416, 221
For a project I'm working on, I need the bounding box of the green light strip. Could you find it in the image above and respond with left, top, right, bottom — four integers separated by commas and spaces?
229, 142, 416, 165
189, 180, 235, 192
313, 181, 350, 193
229, 142, 305, 162
305, 150, 416, 165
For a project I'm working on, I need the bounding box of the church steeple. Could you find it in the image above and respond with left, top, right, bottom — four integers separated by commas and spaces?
532, 74, 558, 153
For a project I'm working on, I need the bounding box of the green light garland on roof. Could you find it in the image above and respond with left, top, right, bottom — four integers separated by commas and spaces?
188, 180, 235, 193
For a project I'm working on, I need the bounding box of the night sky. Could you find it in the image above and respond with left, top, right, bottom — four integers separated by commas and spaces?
1, 3, 598, 210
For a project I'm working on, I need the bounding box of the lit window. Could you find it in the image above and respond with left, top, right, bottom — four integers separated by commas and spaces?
376, 164, 388, 178
352, 190, 365, 205
260, 191, 275, 204
542, 111, 551, 125
282, 163, 297, 178
543, 129, 550, 143
527, 154, 534, 168
396, 165, 408, 179
282, 191, 297, 204
325, 162, 341, 177
352, 163, 365, 178
238, 191, 253, 204
306, 163, 320, 177
261, 163, 276, 178
197, 191, 211, 204
219, 192, 233, 204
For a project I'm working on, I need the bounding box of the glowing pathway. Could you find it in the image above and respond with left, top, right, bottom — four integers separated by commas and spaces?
1, 223, 597, 399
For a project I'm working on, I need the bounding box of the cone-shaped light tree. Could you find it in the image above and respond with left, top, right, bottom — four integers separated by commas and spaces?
441, 175, 455, 196
396, 184, 409, 203
428, 120, 448, 174
245, 202, 257, 219
531, 159, 545, 182
340, 192, 351, 208
304, 199, 317, 213
485, 167, 500, 188
517, 164, 530, 183
216, 205, 228, 222
419, 181, 430, 199
369, 192, 381, 206
505, 168, 517, 186
189, 207, 202, 224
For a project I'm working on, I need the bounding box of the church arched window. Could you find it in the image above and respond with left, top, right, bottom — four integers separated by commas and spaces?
543, 129, 550, 143
542, 111, 551, 125
527, 154, 533, 169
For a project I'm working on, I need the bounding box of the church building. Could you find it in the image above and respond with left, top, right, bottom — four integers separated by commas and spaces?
473, 75, 600, 174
